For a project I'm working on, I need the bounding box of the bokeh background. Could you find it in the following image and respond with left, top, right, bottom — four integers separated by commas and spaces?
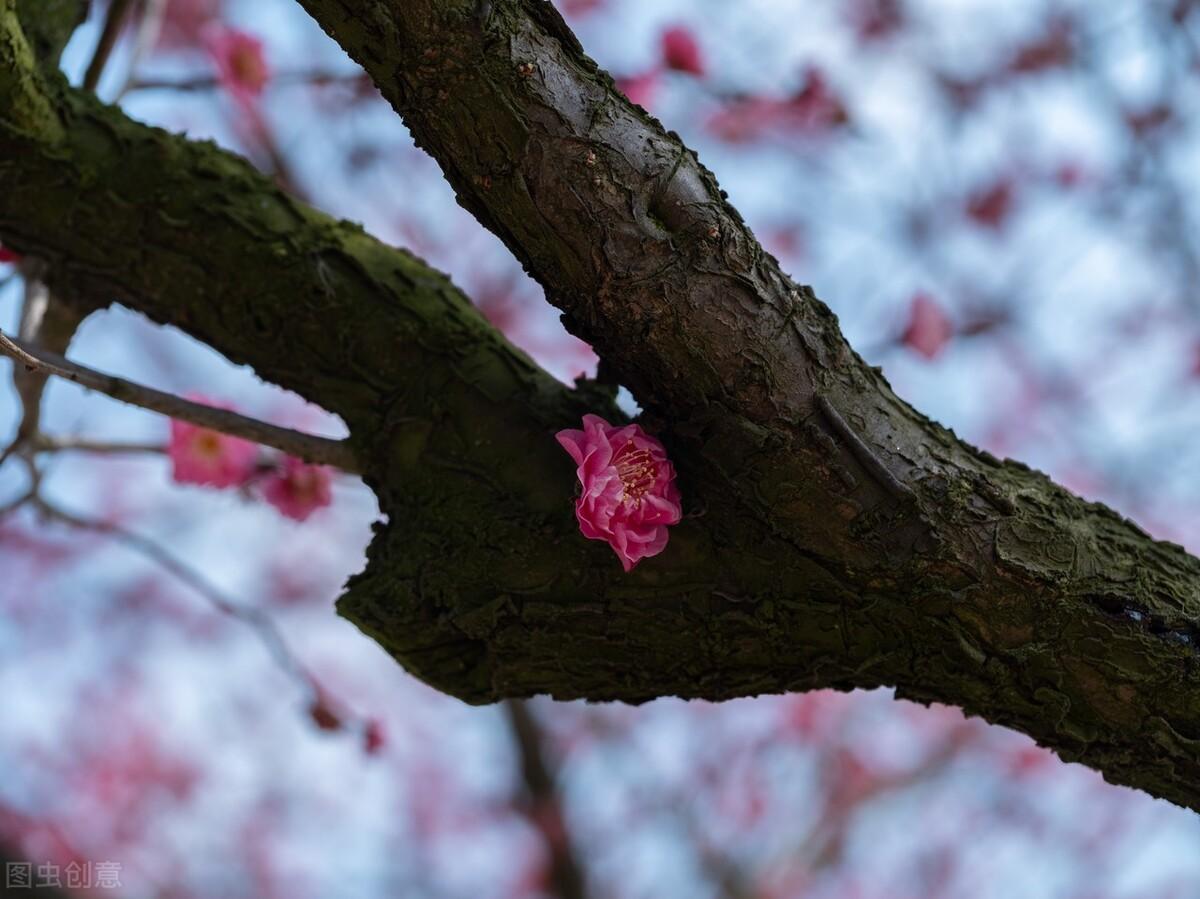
4, 0, 1200, 896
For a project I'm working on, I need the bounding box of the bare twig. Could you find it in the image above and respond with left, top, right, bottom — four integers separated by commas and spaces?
83, 0, 137, 92
1, 264, 96, 468
504, 700, 590, 899
33, 496, 311, 689
0, 329, 361, 473
0, 488, 33, 519
32, 435, 166, 455
127, 70, 366, 93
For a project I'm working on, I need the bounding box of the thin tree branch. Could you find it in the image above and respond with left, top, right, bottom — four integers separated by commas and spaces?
503, 700, 589, 899
33, 495, 313, 693
32, 435, 166, 455
0, 329, 361, 473
127, 70, 364, 93
82, 0, 135, 91
6, 270, 91, 455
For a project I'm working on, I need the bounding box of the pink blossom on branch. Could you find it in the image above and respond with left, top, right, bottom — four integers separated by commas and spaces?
556, 415, 682, 572
168, 397, 259, 488
261, 456, 333, 522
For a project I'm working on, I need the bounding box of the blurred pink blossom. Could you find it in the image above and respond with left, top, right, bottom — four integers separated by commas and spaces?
617, 69, 659, 108
848, 0, 905, 42
790, 66, 850, 130
902, 292, 953, 360
1007, 15, 1074, 74
661, 26, 705, 77
965, 176, 1016, 230
556, 414, 682, 572
203, 26, 270, 100
363, 719, 386, 756
168, 397, 258, 488
261, 457, 333, 522
707, 67, 848, 143
0, 244, 19, 263
560, 0, 605, 15
158, 0, 221, 48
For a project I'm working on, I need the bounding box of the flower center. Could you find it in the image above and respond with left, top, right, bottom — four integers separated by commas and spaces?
192, 431, 223, 461
288, 470, 317, 502
232, 49, 265, 88
615, 446, 656, 503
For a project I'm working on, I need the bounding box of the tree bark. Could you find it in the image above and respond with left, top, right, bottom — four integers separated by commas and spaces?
5, 0, 1200, 813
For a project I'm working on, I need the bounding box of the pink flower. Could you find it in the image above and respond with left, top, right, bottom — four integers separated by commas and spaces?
261, 456, 333, 522
848, 0, 905, 42
158, 0, 221, 49
203, 26, 270, 100
661, 26, 705, 77
788, 66, 850, 132
902, 292, 954, 360
617, 69, 660, 109
168, 397, 258, 488
705, 68, 849, 143
965, 176, 1016, 230
556, 415, 682, 572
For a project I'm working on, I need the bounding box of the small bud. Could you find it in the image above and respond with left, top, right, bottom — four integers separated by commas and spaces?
364, 719, 386, 755
309, 700, 343, 732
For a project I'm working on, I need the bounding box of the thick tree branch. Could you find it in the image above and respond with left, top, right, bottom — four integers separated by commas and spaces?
287, 0, 1200, 812
13, 0, 85, 68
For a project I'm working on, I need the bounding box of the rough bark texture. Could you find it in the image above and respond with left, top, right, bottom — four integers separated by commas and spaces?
5, 0, 1200, 812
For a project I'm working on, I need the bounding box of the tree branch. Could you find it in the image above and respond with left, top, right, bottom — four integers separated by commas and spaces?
0, 328, 361, 472
82, 0, 135, 91
6, 0, 1200, 814
31, 435, 166, 455
504, 700, 589, 899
